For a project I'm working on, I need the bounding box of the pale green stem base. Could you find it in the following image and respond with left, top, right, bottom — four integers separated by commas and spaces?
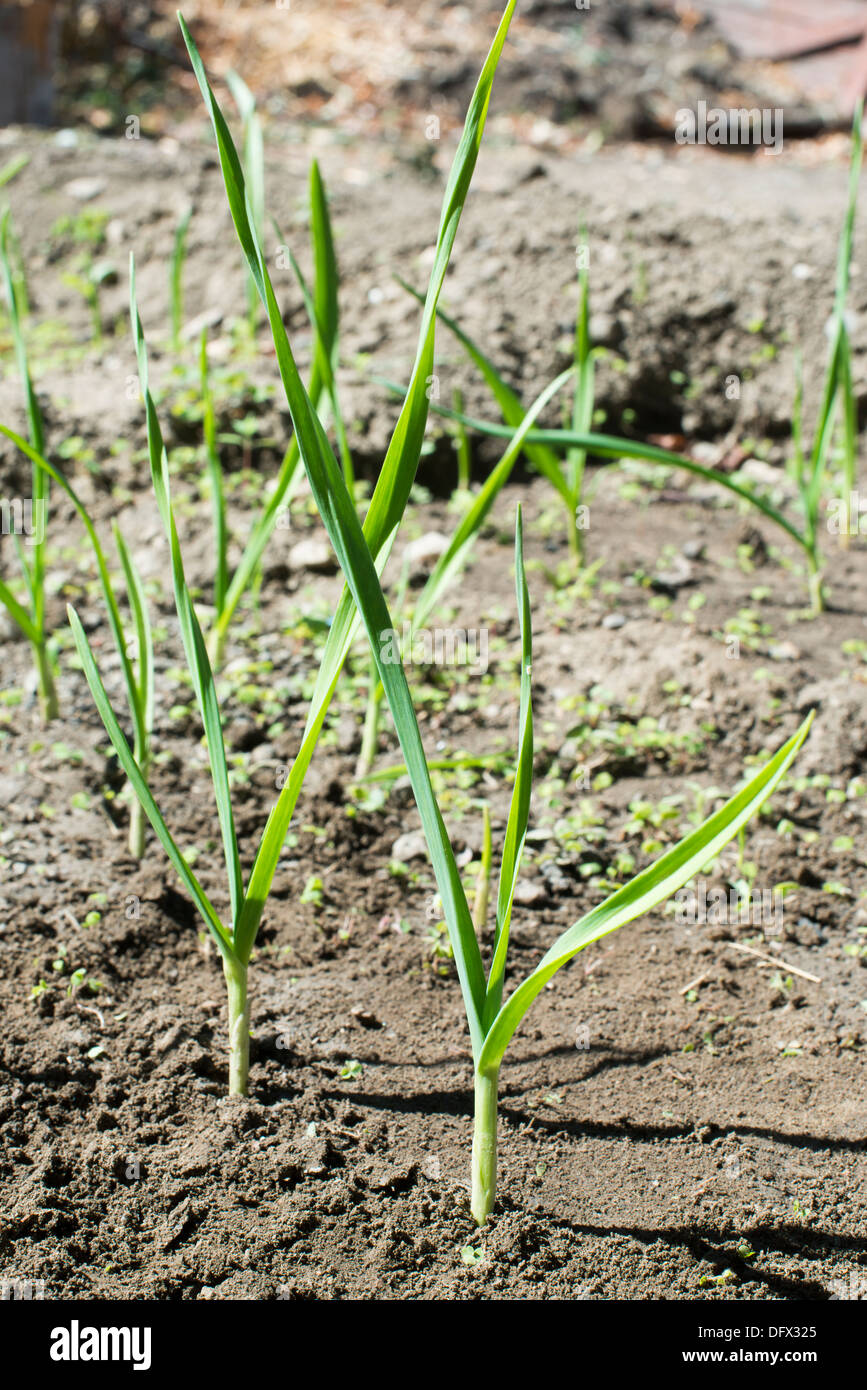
223, 955, 250, 1096
35, 642, 59, 723
567, 493, 584, 570
128, 796, 145, 860
355, 674, 383, 780
472, 872, 489, 936
208, 623, 227, 671
471, 1069, 499, 1226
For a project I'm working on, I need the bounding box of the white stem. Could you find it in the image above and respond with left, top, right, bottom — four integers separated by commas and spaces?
471, 1069, 499, 1225
222, 955, 250, 1096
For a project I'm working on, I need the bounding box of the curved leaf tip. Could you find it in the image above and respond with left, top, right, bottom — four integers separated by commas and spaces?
478, 710, 814, 1077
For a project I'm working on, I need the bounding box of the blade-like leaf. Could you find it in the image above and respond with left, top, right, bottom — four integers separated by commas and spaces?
567, 239, 594, 503
417, 402, 811, 554
1, 210, 48, 640
0, 153, 29, 190
68, 604, 233, 958
200, 330, 229, 612
806, 330, 841, 520
330, 0, 518, 561
281, 227, 353, 486
302, 163, 352, 487
226, 66, 265, 320
473, 803, 492, 934
835, 100, 862, 318
807, 100, 862, 512
113, 521, 154, 759
359, 754, 505, 783
391, 276, 569, 500
361, 367, 577, 725
1, 210, 44, 455
179, 5, 518, 991
206, 184, 341, 650
10, 528, 35, 609
485, 506, 533, 1027
233, 253, 489, 1040
310, 160, 339, 366
788, 352, 805, 491
412, 368, 578, 635
0, 577, 38, 643
838, 327, 857, 516
286, 420, 490, 1053
130, 257, 244, 930
395, 276, 571, 505
178, 13, 528, 1045
478, 713, 813, 1076
0, 423, 142, 731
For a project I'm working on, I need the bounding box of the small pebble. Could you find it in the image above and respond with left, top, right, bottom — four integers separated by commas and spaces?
391, 831, 428, 862
64, 176, 106, 201
288, 537, 337, 574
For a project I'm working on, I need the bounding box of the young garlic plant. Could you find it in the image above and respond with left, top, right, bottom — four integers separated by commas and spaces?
395, 233, 598, 571
66, 2, 520, 1094
282, 452, 814, 1220
411, 102, 864, 616
226, 69, 265, 336
0, 418, 155, 858
1, 217, 153, 852
187, 4, 814, 1222
0, 211, 57, 721
205, 158, 347, 665
354, 363, 579, 778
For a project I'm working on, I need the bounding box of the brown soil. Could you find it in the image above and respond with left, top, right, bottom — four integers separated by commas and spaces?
2, 459, 866, 1298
